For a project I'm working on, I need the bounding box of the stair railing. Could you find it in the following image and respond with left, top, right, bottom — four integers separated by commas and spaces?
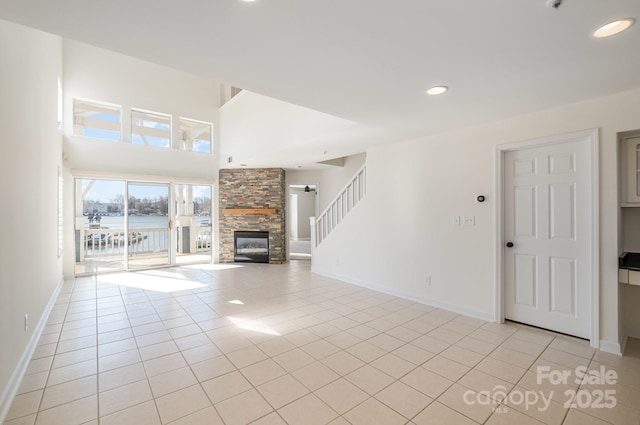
312, 165, 366, 247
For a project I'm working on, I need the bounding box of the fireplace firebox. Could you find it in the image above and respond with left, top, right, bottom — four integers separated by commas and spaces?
234, 231, 269, 263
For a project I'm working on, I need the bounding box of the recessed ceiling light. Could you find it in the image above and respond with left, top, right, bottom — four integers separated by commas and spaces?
592, 18, 634, 38
426, 85, 448, 96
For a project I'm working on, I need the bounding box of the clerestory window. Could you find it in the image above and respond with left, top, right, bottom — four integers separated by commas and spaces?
179, 118, 212, 154
74, 98, 211, 154
73, 99, 122, 141
131, 109, 171, 148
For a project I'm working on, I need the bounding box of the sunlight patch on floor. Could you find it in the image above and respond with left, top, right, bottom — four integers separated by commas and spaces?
228, 316, 281, 336
98, 271, 207, 293
181, 263, 245, 271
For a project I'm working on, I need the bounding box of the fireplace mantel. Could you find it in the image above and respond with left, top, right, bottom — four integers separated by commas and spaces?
222, 208, 277, 215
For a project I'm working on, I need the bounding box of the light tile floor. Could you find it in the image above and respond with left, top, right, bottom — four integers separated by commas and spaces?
4, 261, 640, 425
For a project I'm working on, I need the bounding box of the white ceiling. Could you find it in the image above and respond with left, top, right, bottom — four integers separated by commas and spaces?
1, 0, 639, 167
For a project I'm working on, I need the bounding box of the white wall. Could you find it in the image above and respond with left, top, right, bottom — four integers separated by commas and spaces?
0, 20, 63, 420
622, 284, 640, 340
289, 194, 299, 240
218, 91, 357, 169
313, 88, 640, 353
61, 40, 221, 275
286, 170, 323, 192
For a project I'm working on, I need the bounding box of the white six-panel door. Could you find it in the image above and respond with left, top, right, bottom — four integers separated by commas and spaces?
504, 138, 593, 339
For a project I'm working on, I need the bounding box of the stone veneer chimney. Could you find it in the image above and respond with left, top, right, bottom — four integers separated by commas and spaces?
219, 168, 286, 263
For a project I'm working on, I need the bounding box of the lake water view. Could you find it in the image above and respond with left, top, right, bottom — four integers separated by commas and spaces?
84, 215, 212, 229
81, 215, 212, 255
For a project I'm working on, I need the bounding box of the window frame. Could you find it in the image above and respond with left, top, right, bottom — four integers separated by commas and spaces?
131, 108, 173, 149
179, 117, 213, 154
73, 98, 123, 142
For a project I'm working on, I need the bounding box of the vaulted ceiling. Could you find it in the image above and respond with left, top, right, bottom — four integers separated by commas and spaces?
1, 0, 639, 165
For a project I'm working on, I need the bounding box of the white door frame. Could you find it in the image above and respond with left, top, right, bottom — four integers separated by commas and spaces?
494, 128, 600, 348
286, 182, 320, 260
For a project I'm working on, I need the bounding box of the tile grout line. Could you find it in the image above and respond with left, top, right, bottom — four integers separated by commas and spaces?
121, 275, 164, 424
480, 330, 558, 425
9, 263, 638, 425
30, 278, 78, 425
93, 272, 100, 425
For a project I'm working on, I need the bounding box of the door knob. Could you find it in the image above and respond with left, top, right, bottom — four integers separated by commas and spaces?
506, 242, 514, 248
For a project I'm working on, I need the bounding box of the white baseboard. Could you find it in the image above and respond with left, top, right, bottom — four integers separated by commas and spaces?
616, 331, 640, 356
0, 278, 64, 424
312, 268, 631, 356
599, 339, 622, 356
312, 268, 494, 323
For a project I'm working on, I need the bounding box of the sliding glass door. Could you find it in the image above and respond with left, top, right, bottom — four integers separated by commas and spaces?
74, 179, 126, 275
127, 182, 171, 269
75, 178, 213, 275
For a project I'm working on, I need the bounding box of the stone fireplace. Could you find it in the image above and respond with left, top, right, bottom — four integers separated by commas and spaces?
219, 168, 286, 263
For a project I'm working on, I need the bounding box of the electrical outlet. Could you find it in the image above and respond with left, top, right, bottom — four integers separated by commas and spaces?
24, 313, 29, 332
463, 216, 475, 226
424, 275, 431, 286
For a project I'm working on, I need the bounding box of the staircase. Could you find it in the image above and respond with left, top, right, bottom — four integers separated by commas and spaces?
312, 165, 366, 247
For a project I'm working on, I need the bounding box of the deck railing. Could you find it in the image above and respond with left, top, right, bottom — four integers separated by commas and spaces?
313, 165, 366, 247
82, 227, 167, 258
80, 225, 211, 259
